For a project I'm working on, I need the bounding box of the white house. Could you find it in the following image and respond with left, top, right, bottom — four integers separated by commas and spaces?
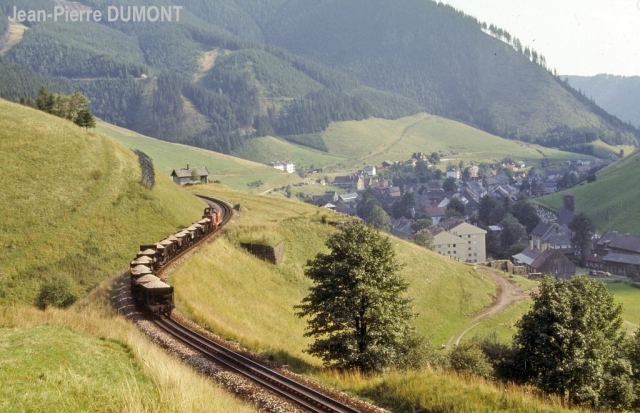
270, 160, 296, 173
446, 168, 460, 180
362, 165, 377, 176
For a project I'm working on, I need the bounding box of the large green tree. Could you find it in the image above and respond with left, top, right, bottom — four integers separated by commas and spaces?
296, 222, 415, 372
515, 276, 634, 409
569, 213, 595, 266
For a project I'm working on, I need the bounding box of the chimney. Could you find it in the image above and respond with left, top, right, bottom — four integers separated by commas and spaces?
529, 239, 534, 250
541, 243, 548, 252
536, 239, 541, 250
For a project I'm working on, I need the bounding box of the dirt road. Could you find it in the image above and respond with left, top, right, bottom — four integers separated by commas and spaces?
447, 266, 532, 347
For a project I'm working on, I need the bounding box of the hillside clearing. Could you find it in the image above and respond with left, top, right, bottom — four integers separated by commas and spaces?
0, 23, 28, 56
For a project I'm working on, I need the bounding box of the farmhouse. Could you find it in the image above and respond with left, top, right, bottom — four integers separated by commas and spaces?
333, 175, 365, 191
170, 165, 209, 186
512, 240, 576, 279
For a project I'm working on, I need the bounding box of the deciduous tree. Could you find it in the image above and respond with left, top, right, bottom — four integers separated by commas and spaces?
515, 276, 634, 409
367, 205, 391, 231
296, 222, 415, 372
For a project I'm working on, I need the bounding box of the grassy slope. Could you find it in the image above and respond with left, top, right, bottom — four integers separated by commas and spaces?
231, 135, 343, 172
235, 112, 597, 180
0, 100, 206, 304
534, 149, 640, 233
170, 185, 583, 412
96, 121, 301, 192
319, 113, 593, 170
0, 284, 255, 413
0, 99, 255, 412
171, 185, 496, 366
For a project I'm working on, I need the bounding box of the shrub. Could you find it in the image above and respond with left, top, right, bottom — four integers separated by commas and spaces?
450, 340, 494, 379
36, 276, 78, 310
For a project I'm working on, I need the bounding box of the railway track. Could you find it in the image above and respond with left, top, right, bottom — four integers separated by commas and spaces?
151, 195, 361, 413
153, 316, 360, 413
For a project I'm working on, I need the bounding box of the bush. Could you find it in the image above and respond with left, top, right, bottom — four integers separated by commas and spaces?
450, 340, 494, 379
36, 276, 78, 310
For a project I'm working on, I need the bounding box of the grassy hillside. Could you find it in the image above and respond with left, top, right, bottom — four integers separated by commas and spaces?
169, 184, 583, 412
320, 113, 593, 168
0, 283, 255, 412
231, 135, 342, 172
535, 149, 640, 234
0, 99, 206, 304
171, 185, 496, 364
0, 98, 256, 412
96, 121, 302, 193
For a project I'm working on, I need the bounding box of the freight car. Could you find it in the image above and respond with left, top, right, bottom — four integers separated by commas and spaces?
130, 203, 223, 316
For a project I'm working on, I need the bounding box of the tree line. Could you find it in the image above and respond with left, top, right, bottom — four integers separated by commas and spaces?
23, 86, 96, 129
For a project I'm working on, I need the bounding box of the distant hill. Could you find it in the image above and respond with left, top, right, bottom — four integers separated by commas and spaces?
566, 74, 640, 128
0, 98, 206, 304
535, 149, 640, 234
0, 0, 637, 159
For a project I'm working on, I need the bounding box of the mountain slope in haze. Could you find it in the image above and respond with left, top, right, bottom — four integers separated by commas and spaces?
254, 0, 638, 148
0, 0, 421, 155
0, 0, 637, 160
0, 98, 206, 304
567, 74, 640, 128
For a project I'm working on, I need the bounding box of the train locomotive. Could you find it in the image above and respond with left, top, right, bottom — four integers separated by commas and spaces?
130, 204, 221, 317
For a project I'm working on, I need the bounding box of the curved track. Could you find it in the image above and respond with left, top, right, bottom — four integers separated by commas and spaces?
150, 195, 360, 413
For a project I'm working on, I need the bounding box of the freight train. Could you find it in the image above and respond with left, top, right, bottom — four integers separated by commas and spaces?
130, 204, 222, 316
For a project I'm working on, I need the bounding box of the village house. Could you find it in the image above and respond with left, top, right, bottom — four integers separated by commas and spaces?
586, 231, 640, 276
333, 175, 365, 191
446, 168, 461, 180
512, 240, 576, 279
362, 165, 377, 176
270, 160, 296, 173
170, 165, 210, 186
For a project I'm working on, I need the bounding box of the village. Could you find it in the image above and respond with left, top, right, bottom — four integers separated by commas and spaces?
274, 153, 637, 281
166, 154, 639, 282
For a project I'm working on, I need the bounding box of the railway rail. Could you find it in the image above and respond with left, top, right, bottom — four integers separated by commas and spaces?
148, 195, 361, 413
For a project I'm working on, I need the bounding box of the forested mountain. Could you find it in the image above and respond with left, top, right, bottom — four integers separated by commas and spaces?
566, 75, 640, 128
0, 0, 637, 156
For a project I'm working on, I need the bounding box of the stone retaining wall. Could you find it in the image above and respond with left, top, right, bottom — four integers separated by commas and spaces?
240, 241, 284, 264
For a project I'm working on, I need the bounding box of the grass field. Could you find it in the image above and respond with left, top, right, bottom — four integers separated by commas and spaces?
0, 282, 255, 413
167, 185, 590, 412
171, 185, 497, 366
534, 148, 640, 233
606, 282, 640, 331
319, 113, 593, 171
97, 121, 301, 193
231, 135, 343, 173
0, 100, 209, 304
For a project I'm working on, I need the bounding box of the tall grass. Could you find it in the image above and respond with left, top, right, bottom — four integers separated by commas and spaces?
318, 368, 577, 413
0, 278, 256, 413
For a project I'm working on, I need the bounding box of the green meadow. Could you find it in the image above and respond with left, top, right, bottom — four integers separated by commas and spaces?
97, 121, 301, 193
535, 148, 640, 234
